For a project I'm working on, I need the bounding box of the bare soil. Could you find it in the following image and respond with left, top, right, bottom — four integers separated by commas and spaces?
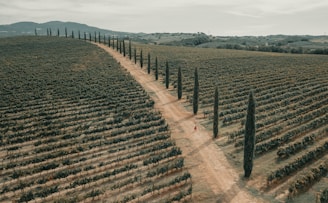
95, 43, 267, 203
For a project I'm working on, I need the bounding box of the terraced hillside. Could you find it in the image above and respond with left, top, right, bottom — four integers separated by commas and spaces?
129, 42, 328, 202
0, 37, 191, 202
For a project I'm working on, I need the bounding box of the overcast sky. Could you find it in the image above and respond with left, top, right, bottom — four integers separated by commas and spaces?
1, 0, 327, 36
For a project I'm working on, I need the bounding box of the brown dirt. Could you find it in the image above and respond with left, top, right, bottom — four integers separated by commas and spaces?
95, 43, 267, 203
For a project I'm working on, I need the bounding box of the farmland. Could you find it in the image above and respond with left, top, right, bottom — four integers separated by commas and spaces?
0, 37, 191, 202
130, 42, 328, 202
1, 34, 327, 203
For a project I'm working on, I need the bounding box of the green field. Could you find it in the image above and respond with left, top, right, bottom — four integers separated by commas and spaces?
0, 37, 191, 202
132, 42, 328, 202
1, 35, 327, 202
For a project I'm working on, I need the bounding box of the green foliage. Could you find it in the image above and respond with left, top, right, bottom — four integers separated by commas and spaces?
213, 86, 219, 138
165, 61, 169, 89
19, 191, 34, 202
140, 49, 143, 68
147, 53, 151, 74
244, 91, 256, 178
193, 67, 199, 115
177, 67, 182, 99
134, 47, 137, 64
0, 37, 190, 202
116, 37, 119, 51
320, 189, 328, 203
123, 40, 126, 57
128, 39, 132, 60
155, 56, 158, 80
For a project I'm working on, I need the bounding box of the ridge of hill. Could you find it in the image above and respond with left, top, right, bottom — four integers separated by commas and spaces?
1, 21, 327, 53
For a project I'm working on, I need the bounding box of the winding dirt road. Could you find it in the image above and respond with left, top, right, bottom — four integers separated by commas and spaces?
95, 43, 266, 203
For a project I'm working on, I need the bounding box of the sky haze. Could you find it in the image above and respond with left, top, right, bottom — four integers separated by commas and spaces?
1, 0, 327, 36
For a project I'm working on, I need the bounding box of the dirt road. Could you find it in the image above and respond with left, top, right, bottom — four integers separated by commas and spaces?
95, 43, 265, 203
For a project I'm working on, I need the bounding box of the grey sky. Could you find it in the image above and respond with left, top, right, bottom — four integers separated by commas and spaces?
1, 0, 327, 36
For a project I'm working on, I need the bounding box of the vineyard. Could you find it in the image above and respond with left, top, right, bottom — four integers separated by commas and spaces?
128, 42, 328, 202
0, 37, 192, 202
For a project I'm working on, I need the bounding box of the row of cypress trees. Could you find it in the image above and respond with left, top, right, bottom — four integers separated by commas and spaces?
102, 36, 256, 178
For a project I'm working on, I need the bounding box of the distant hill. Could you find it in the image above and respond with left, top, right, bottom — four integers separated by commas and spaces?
0, 21, 131, 38
1, 21, 327, 54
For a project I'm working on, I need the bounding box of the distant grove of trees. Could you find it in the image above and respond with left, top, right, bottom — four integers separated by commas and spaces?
217, 44, 328, 55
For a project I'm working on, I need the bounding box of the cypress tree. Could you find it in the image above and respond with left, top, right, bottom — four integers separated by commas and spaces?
193, 68, 199, 115
165, 61, 169, 89
108, 36, 111, 47
94, 32, 97, 42
123, 40, 126, 56
78, 30, 81, 40
57, 29, 59, 37
71, 30, 74, 39
65, 27, 67, 38
243, 91, 256, 178
119, 41, 122, 54
147, 53, 151, 74
116, 37, 119, 51
134, 48, 137, 64
129, 40, 132, 60
155, 57, 159, 80
177, 67, 182, 99
98, 32, 101, 43
140, 50, 143, 68
49, 28, 52, 36
84, 32, 86, 41
213, 86, 219, 138
112, 37, 115, 49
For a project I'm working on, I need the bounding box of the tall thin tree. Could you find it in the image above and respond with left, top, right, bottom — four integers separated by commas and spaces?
94, 31, 97, 42
155, 57, 159, 80
213, 87, 219, 138
123, 40, 126, 56
98, 32, 101, 43
165, 61, 169, 89
71, 30, 74, 38
49, 28, 52, 36
78, 30, 81, 40
108, 36, 111, 47
84, 32, 86, 41
193, 67, 199, 115
129, 39, 132, 60
65, 27, 67, 38
134, 48, 137, 64
177, 67, 182, 99
57, 29, 59, 37
116, 37, 119, 51
119, 41, 122, 54
147, 53, 151, 74
140, 50, 143, 68
243, 91, 256, 178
